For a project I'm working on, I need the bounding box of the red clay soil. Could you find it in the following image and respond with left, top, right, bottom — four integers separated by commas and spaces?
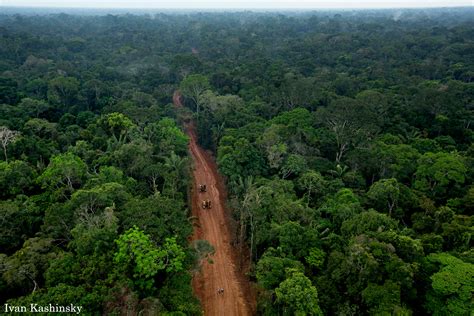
173, 91, 255, 316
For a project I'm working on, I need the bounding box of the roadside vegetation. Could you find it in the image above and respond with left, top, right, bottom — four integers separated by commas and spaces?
0, 8, 473, 315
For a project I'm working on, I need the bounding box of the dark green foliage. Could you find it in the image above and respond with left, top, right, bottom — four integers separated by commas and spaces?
120, 194, 192, 244
218, 136, 267, 182
0, 77, 19, 105
0, 8, 473, 315
0, 160, 36, 198
0, 199, 42, 254
0, 14, 198, 311
256, 250, 305, 290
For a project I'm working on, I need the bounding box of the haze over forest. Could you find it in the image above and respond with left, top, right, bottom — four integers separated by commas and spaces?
2, 0, 471, 9
0, 5, 473, 316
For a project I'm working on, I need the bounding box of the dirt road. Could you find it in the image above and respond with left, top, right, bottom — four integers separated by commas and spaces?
173, 91, 253, 316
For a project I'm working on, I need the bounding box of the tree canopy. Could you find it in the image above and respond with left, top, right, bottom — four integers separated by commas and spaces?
0, 7, 473, 315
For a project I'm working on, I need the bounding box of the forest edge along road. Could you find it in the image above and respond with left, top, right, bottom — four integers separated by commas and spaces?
174, 91, 254, 316
173, 91, 255, 316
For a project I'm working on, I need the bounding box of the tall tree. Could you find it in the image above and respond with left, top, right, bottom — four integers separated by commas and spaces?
179, 74, 210, 116
0, 126, 20, 162
47, 76, 80, 107
275, 268, 323, 316
316, 98, 379, 163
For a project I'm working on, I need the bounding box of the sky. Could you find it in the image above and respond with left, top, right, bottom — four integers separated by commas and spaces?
1, 0, 473, 9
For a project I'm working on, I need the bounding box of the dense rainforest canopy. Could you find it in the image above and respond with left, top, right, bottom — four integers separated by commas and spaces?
0, 7, 473, 315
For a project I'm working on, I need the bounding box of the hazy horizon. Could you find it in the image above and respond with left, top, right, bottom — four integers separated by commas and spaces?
1, 0, 472, 9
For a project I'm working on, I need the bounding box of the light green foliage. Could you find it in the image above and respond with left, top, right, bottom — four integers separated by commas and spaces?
114, 226, 186, 290
114, 226, 163, 281
426, 253, 474, 315
411, 138, 442, 154
305, 247, 326, 270
144, 118, 189, 156
324, 188, 360, 208
99, 112, 135, 144
414, 152, 466, 198
37, 152, 87, 194
275, 268, 323, 316
161, 237, 186, 273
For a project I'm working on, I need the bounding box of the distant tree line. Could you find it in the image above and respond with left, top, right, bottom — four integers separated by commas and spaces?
0, 8, 473, 315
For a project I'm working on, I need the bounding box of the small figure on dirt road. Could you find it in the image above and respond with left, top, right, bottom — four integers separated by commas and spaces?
202, 200, 212, 209
199, 184, 207, 192
217, 288, 224, 295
